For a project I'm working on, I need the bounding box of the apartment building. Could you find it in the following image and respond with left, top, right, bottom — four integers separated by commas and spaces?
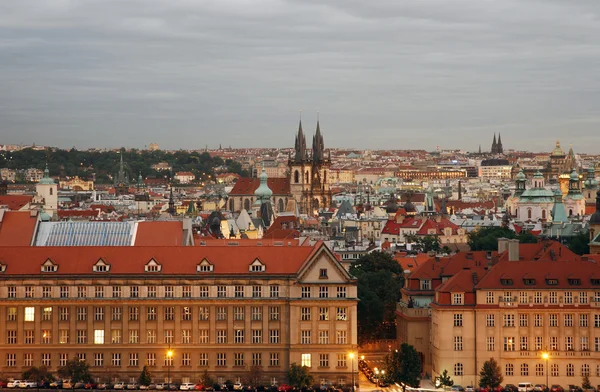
0, 243, 357, 386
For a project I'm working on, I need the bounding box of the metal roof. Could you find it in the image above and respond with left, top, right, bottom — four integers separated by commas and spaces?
35, 221, 135, 246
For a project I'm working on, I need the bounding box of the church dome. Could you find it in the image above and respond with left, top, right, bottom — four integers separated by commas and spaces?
39, 165, 55, 185
385, 194, 399, 213
551, 140, 565, 157
404, 200, 416, 213
570, 169, 579, 181
516, 169, 526, 180
533, 170, 544, 179
254, 168, 273, 199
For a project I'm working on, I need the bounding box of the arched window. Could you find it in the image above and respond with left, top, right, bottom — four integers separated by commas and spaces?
551, 364, 559, 377
566, 363, 574, 377
527, 208, 532, 219
454, 363, 463, 376
521, 363, 529, 376
569, 209, 573, 217
294, 170, 300, 183
542, 209, 546, 220
278, 199, 284, 212
49, 188, 53, 196
505, 364, 514, 376
582, 364, 590, 377
243, 199, 250, 211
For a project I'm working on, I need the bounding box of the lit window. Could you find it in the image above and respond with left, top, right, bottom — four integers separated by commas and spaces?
24, 307, 35, 322
94, 330, 105, 344
301, 353, 312, 367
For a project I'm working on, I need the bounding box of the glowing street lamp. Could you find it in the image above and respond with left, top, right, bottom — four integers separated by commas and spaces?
542, 352, 549, 387
167, 348, 174, 391
349, 353, 355, 391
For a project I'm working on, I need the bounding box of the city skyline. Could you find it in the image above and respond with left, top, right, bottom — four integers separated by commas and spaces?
1, 1, 600, 152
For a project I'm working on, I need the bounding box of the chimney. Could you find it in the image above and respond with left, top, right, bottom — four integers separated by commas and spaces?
508, 239, 519, 262
498, 237, 509, 254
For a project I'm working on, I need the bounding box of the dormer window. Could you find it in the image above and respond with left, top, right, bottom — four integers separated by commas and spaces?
249, 258, 265, 273
319, 268, 328, 279
145, 259, 162, 273
546, 279, 559, 286
0, 263, 6, 273
93, 259, 111, 273
197, 258, 214, 273
523, 278, 536, 286
568, 278, 581, 286
500, 278, 513, 286
592, 279, 600, 286
41, 259, 58, 273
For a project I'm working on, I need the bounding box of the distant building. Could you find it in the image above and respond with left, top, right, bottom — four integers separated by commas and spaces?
0, 168, 16, 182
479, 158, 512, 180
59, 176, 94, 191
149, 143, 160, 151
151, 162, 172, 172
174, 172, 195, 184
490, 133, 504, 154
24, 168, 44, 182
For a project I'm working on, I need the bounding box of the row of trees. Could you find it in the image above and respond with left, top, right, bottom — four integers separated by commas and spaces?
0, 148, 249, 183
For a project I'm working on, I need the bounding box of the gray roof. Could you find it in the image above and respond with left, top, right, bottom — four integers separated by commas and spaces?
36, 221, 135, 246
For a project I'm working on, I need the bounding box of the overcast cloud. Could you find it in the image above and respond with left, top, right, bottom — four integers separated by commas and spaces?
1, 0, 600, 152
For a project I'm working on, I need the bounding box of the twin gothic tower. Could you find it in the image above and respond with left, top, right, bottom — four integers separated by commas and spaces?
289, 120, 332, 214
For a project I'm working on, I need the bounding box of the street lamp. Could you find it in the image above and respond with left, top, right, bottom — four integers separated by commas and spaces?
542, 352, 549, 388
167, 348, 174, 391
374, 368, 379, 387
349, 353, 355, 392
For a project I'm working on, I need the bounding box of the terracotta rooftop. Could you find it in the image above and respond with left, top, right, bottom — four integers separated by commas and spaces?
134, 221, 185, 246
0, 211, 37, 246
0, 195, 33, 210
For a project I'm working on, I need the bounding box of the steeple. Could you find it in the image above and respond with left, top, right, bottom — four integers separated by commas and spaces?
491, 133, 497, 154
294, 118, 307, 163
312, 120, 325, 163
115, 151, 129, 186
167, 187, 175, 215
497, 133, 503, 154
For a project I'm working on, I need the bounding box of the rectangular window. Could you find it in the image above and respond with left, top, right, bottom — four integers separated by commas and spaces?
164, 306, 174, 321
486, 291, 494, 304
270, 285, 280, 298
337, 307, 347, 321
301, 286, 311, 298
503, 314, 515, 327
77, 307, 87, 321
164, 286, 174, 298
580, 292, 588, 304
252, 286, 262, 298
320, 307, 329, 321
199, 286, 209, 298
164, 330, 174, 344
147, 286, 157, 298
147, 330, 156, 344
252, 330, 263, 344
59, 329, 69, 344
181, 352, 191, 367
7, 307, 17, 321
234, 306, 245, 321
319, 354, 329, 368
549, 292, 557, 304
111, 329, 121, 344
421, 280, 431, 290
235, 285, 244, 298
519, 313, 528, 327
112, 286, 121, 298
112, 307, 122, 321
217, 307, 227, 321
301, 307, 311, 321
94, 330, 105, 344
42, 286, 52, 298
6, 330, 16, 344
24, 307, 35, 322
534, 291, 542, 304
182, 306, 192, 321
234, 352, 244, 367
199, 330, 209, 344
270, 353, 280, 367
519, 292, 528, 304
129, 306, 140, 321
565, 291, 573, 304
580, 314, 589, 327
251, 306, 262, 321
94, 353, 104, 367
452, 293, 464, 305
42, 330, 51, 344
78, 286, 87, 298
319, 330, 329, 344
95, 286, 104, 298
301, 330, 311, 344
217, 330, 227, 344
129, 330, 139, 344
594, 314, 600, 328
7, 287, 16, 298
486, 337, 495, 351
6, 353, 16, 367
252, 353, 262, 366
550, 336, 558, 350
24, 330, 35, 344
336, 330, 347, 344
59, 306, 69, 321
565, 336, 574, 351
129, 353, 139, 367
319, 286, 329, 298
534, 314, 543, 327
216, 353, 226, 367
59, 353, 69, 367
269, 306, 280, 321
60, 286, 69, 298
504, 337, 515, 351
453, 314, 463, 327
199, 353, 208, 367
41, 353, 51, 367
234, 329, 244, 344
454, 336, 463, 351
146, 353, 156, 367
535, 336, 543, 350
581, 336, 589, 351
302, 353, 312, 367
95, 307, 104, 321
269, 330, 280, 344
520, 336, 528, 351
130, 286, 139, 298
25, 286, 34, 298
337, 287, 347, 298
111, 353, 121, 367
217, 286, 226, 297
24, 353, 34, 367
42, 306, 52, 321
564, 314, 573, 327
550, 314, 558, 327
337, 354, 346, 368
77, 330, 87, 344
182, 286, 191, 298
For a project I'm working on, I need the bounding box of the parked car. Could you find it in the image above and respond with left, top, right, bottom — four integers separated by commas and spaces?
568, 386, 582, 392
156, 384, 166, 391
180, 384, 196, 391
50, 380, 64, 389
63, 380, 74, 389
518, 384, 534, 392
140, 384, 155, 390
277, 386, 293, 392
74, 382, 86, 389
466, 387, 475, 392
550, 386, 564, 392
505, 385, 519, 392
128, 382, 140, 390
18, 381, 37, 389
0, 381, 9, 389
7, 381, 22, 389
233, 384, 243, 391
534, 385, 548, 392
98, 383, 113, 390
169, 385, 180, 391
114, 382, 127, 390
452, 386, 465, 392
85, 382, 98, 389
194, 385, 207, 391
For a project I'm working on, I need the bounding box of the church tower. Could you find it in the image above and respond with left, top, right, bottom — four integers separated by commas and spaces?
36, 164, 58, 217
497, 133, 503, 154
491, 133, 498, 154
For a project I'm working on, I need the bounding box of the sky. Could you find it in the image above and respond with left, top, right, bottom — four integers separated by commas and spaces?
1, 0, 600, 153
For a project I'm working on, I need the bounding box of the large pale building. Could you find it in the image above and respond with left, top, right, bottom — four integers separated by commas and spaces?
0, 242, 357, 387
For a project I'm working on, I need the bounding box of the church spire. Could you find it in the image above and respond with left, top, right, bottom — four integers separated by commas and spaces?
312, 119, 324, 163
167, 187, 175, 215
491, 133, 497, 154
294, 116, 307, 163
497, 133, 503, 154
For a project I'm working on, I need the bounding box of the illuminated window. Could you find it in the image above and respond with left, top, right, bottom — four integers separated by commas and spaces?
24, 307, 35, 322
301, 353, 312, 367
94, 330, 105, 344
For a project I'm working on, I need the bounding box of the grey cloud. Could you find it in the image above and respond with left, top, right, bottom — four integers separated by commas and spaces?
1, 0, 600, 152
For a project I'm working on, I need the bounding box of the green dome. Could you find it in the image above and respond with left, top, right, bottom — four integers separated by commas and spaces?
570, 169, 579, 181
551, 140, 565, 157
254, 167, 272, 200
516, 169, 526, 180
38, 165, 55, 185
533, 170, 544, 179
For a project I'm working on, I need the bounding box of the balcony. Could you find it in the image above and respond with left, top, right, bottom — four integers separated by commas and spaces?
397, 301, 431, 319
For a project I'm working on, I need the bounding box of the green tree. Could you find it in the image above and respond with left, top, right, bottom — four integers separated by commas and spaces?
248, 365, 263, 387
350, 251, 404, 344
479, 358, 503, 388
468, 227, 537, 251
22, 366, 54, 385
582, 374, 592, 390
436, 369, 454, 389
57, 358, 92, 384
200, 370, 213, 387
566, 231, 590, 255
287, 363, 313, 388
138, 366, 152, 387
406, 234, 441, 253
385, 343, 421, 391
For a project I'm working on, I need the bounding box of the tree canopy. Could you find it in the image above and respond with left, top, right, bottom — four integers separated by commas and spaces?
57, 358, 92, 383
23, 366, 54, 384
138, 366, 152, 386
436, 369, 454, 389
350, 251, 404, 343
384, 343, 421, 390
565, 230, 590, 255
405, 234, 441, 253
287, 363, 313, 388
0, 148, 248, 183
468, 226, 538, 251
479, 358, 503, 388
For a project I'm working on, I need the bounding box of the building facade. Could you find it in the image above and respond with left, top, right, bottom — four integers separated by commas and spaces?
0, 243, 357, 387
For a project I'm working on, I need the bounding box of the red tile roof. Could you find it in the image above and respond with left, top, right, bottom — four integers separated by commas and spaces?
229, 178, 290, 195
57, 210, 98, 219
0, 245, 317, 275
0, 211, 37, 246
134, 221, 184, 246
416, 218, 460, 236
0, 195, 33, 210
